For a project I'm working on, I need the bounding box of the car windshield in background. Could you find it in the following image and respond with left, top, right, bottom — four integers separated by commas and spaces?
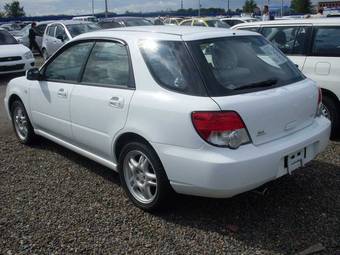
125, 19, 152, 26
66, 23, 100, 37
0, 30, 18, 45
206, 20, 230, 28
188, 36, 304, 96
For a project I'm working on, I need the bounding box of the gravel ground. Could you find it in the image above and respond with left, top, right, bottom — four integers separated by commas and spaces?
0, 63, 339, 254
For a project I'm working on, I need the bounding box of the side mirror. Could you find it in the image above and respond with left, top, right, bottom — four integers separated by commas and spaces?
56, 35, 64, 42
27, 68, 42, 81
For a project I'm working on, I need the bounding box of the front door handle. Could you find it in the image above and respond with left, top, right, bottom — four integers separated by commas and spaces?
109, 96, 124, 108
57, 88, 67, 98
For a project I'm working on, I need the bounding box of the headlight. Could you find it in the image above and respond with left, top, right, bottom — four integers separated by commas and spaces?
23, 51, 34, 60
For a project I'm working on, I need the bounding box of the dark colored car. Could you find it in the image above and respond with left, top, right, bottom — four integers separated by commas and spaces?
98, 17, 153, 29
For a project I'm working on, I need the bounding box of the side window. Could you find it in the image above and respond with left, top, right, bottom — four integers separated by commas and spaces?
82, 41, 130, 86
312, 26, 340, 57
238, 26, 259, 32
194, 20, 206, 27
260, 26, 300, 55
36, 24, 47, 36
55, 25, 68, 41
181, 20, 192, 26
47, 25, 56, 37
44, 42, 93, 82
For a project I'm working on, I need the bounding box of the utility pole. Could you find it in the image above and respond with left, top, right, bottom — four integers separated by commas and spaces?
227, 0, 230, 16
281, 0, 283, 17
198, 0, 201, 16
92, 0, 94, 16
105, 0, 108, 18
181, 0, 183, 9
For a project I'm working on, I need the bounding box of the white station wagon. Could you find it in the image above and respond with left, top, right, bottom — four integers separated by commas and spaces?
232, 18, 340, 139
4, 27, 330, 210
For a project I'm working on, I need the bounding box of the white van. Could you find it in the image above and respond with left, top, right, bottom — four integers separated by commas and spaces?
233, 18, 340, 138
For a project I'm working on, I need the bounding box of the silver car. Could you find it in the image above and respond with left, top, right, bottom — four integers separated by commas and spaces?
42, 20, 100, 59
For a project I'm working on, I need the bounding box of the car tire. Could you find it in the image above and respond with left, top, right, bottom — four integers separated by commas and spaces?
118, 141, 173, 211
321, 95, 340, 139
11, 100, 37, 145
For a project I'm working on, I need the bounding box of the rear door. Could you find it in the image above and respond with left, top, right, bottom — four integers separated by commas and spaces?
70, 40, 135, 160
45, 25, 56, 56
303, 26, 340, 99
260, 25, 312, 70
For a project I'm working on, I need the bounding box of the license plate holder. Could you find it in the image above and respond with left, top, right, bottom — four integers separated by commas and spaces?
285, 148, 306, 174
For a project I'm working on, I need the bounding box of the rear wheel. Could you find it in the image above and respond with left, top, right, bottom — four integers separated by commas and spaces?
321, 95, 339, 139
118, 142, 173, 211
11, 100, 36, 144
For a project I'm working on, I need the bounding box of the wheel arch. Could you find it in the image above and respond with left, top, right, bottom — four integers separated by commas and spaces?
321, 88, 340, 105
8, 94, 23, 113
113, 132, 157, 164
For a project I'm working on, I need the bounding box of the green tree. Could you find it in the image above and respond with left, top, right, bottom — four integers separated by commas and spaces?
243, 0, 257, 13
4, 1, 25, 17
291, 0, 312, 13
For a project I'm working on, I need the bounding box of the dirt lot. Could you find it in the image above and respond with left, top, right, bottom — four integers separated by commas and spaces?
0, 66, 339, 254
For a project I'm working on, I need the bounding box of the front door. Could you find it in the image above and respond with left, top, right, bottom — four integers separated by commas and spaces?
70, 40, 135, 160
30, 41, 94, 141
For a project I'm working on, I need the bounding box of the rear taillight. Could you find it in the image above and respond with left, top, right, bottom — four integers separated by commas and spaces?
191, 111, 250, 149
316, 87, 323, 117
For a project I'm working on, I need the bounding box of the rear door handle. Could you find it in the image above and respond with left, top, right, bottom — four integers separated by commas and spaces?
109, 96, 124, 108
57, 88, 67, 98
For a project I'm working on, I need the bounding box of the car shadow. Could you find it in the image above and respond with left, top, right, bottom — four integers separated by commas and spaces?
30, 137, 339, 254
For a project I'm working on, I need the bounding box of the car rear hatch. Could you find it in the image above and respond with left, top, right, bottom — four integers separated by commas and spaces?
211, 79, 318, 146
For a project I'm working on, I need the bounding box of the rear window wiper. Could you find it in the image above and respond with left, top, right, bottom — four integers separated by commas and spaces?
235, 78, 278, 91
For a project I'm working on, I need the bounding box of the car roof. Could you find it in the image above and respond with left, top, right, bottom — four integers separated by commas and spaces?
48, 20, 93, 26
233, 17, 340, 28
100, 17, 148, 22
75, 25, 257, 41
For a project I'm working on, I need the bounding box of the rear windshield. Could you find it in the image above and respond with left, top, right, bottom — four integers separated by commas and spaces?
139, 40, 206, 96
66, 23, 100, 37
0, 30, 17, 45
125, 19, 152, 27
188, 36, 304, 96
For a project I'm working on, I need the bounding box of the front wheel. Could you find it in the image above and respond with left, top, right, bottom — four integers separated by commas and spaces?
321, 95, 339, 139
118, 142, 173, 211
11, 100, 36, 144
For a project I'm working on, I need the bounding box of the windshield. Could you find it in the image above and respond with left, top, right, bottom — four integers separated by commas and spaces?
125, 19, 152, 27
0, 30, 18, 45
66, 23, 100, 37
188, 36, 304, 96
205, 20, 230, 28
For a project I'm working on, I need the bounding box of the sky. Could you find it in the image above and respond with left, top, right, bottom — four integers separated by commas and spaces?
0, 0, 310, 16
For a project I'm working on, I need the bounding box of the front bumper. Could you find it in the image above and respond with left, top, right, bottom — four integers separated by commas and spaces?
152, 117, 331, 198
0, 58, 34, 75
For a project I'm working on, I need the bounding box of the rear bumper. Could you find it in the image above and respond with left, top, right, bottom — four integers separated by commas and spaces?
152, 117, 331, 198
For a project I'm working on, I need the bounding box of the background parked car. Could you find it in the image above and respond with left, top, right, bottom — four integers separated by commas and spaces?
0, 29, 34, 75
72, 16, 98, 22
15, 21, 54, 52
42, 20, 100, 59
98, 17, 153, 29
220, 17, 257, 26
163, 17, 184, 25
179, 18, 230, 28
0, 23, 22, 36
232, 18, 340, 138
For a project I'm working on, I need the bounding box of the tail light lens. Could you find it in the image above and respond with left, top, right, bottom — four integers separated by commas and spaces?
191, 111, 251, 149
316, 87, 323, 117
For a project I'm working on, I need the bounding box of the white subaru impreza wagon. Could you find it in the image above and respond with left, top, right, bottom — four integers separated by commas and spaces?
4, 26, 331, 210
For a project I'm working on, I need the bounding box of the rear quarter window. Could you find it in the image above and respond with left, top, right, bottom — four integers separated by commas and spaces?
139, 40, 206, 96
312, 26, 340, 57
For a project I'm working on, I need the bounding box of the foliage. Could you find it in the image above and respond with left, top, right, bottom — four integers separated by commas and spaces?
291, 0, 312, 14
243, 0, 257, 13
4, 1, 25, 18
